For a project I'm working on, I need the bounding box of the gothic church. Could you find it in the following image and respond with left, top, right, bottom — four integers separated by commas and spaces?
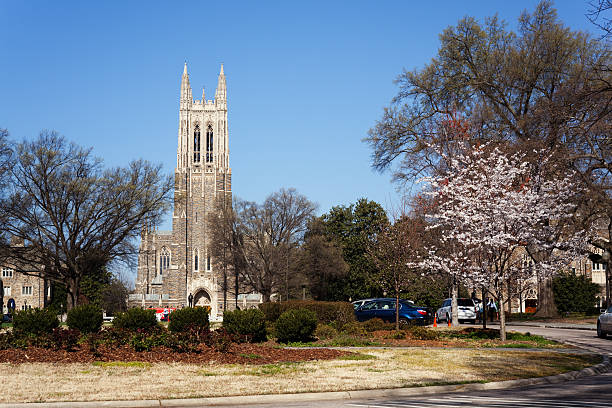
131, 64, 233, 320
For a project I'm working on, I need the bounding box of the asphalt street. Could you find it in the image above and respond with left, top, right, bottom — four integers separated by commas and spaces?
226, 325, 612, 408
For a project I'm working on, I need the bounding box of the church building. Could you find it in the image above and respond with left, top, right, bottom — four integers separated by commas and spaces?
130, 64, 235, 320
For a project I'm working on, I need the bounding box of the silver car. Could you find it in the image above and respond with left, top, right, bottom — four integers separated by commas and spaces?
597, 305, 612, 338
436, 298, 477, 324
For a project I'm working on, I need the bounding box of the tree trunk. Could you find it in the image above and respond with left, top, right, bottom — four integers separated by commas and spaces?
451, 278, 459, 326
499, 291, 507, 341
66, 276, 80, 311
395, 292, 400, 331
534, 276, 559, 318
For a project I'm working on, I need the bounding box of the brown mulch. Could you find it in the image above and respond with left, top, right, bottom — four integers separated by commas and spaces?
0, 343, 348, 365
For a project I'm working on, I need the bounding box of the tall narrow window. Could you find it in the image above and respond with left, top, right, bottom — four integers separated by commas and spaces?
193, 125, 201, 162
194, 250, 199, 271
206, 255, 211, 271
160, 247, 170, 276
206, 124, 213, 163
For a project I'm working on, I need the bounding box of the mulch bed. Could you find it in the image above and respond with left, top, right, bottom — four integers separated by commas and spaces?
0, 343, 348, 365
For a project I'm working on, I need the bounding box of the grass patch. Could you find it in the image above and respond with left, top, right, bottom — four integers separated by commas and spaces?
197, 370, 219, 376
239, 353, 263, 359
246, 362, 301, 376
92, 361, 151, 368
322, 335, 381, 347
0, 349, 599, 403
506, 332, 556, 346
284, 341, 317, 347
338, 353, 377, 361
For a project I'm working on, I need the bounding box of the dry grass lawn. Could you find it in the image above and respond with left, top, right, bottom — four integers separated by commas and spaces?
0, 348, 599, 403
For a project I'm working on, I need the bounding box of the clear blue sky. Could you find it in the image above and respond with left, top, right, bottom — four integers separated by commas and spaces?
0, 1, 597, 223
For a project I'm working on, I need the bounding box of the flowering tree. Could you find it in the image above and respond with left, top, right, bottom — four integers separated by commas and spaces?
422, 144, 584, 340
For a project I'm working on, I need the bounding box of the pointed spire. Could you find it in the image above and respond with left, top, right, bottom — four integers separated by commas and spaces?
180, 61, 192, 108
202, 86, 205, 101
215, 63, 226, 105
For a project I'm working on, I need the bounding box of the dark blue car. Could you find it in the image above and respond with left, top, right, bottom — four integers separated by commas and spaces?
354, 298, 428, 324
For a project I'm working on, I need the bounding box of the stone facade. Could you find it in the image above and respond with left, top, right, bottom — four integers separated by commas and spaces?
1, 265, 48, 313
131, 64, 244, 320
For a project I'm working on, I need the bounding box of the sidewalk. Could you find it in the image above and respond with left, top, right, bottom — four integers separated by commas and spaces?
506, 321, 596, 331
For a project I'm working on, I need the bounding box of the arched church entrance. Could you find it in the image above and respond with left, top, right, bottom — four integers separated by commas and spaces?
193, 289, 211, 307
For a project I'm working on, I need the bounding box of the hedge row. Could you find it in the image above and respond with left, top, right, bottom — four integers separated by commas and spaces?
259, 300, 355, 327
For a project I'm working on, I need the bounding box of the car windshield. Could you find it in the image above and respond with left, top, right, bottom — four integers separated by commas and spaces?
458, 299, 474, 306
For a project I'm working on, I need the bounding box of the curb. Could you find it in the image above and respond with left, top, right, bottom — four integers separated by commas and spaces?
0, 354, 609, 408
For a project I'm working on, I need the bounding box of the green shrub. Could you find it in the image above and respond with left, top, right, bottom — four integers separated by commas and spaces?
362, 318, 394, 332
13, 308, 59, 336
407, 326, 439, 340
66, 304, 103, 334
259, 301, 355, 327
315, 323, 338, 340
222, 308, 267, 342
553, 271, 601, 315
112, 308, 158, 331
168, 307, 210, 333
275, 308, 317, 343
340, 321, 367, 337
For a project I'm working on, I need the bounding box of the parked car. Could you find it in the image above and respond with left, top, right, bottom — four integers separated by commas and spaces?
597, 305, 612, 338
354, 298, 428, 325
436, 298, 477, 324
1, 313, 12, 323
351, 298, 376, 310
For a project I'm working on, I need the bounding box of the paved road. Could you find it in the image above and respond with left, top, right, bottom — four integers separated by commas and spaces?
228, 325, 612, 408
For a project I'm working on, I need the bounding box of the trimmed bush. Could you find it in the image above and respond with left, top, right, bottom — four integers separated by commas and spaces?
340, 321, 367, 337
168, 306, 210, 333
13, 308, 59, 336
362, 318, 394, 332
222, 308, 267, 342
112, 308, 158, 331
407, 326, 439, 341
66, 304, 103, 334
274, 308, 317, 343
259, 300, 355, 327
315, 323, 338, 340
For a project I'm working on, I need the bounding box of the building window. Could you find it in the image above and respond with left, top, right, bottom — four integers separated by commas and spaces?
3, 286, 10, 296
160, 247, 170, 276
22, 286, 32, 296
194, 250, 199, 271
1, 268, 13, 278
593, 261, 604, 271
21, 305, 32, 311
206, 255, 211, 271
206, 124, 213, 163
193, 125, 201, 162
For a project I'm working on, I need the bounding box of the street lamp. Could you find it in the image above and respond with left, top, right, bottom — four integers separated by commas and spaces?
603, 250, 611, 309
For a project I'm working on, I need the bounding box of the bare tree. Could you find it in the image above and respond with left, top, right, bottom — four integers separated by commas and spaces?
588, 0, 612, 37
0, 131, 172, 310
209, 188, 316, 302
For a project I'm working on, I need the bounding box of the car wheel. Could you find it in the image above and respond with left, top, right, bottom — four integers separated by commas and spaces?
399, 318, 409, 326
446, 314, 451, 324
597, 321, 607, 339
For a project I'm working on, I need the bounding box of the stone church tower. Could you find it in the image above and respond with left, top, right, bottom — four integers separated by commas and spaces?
132, 63, 232, 320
